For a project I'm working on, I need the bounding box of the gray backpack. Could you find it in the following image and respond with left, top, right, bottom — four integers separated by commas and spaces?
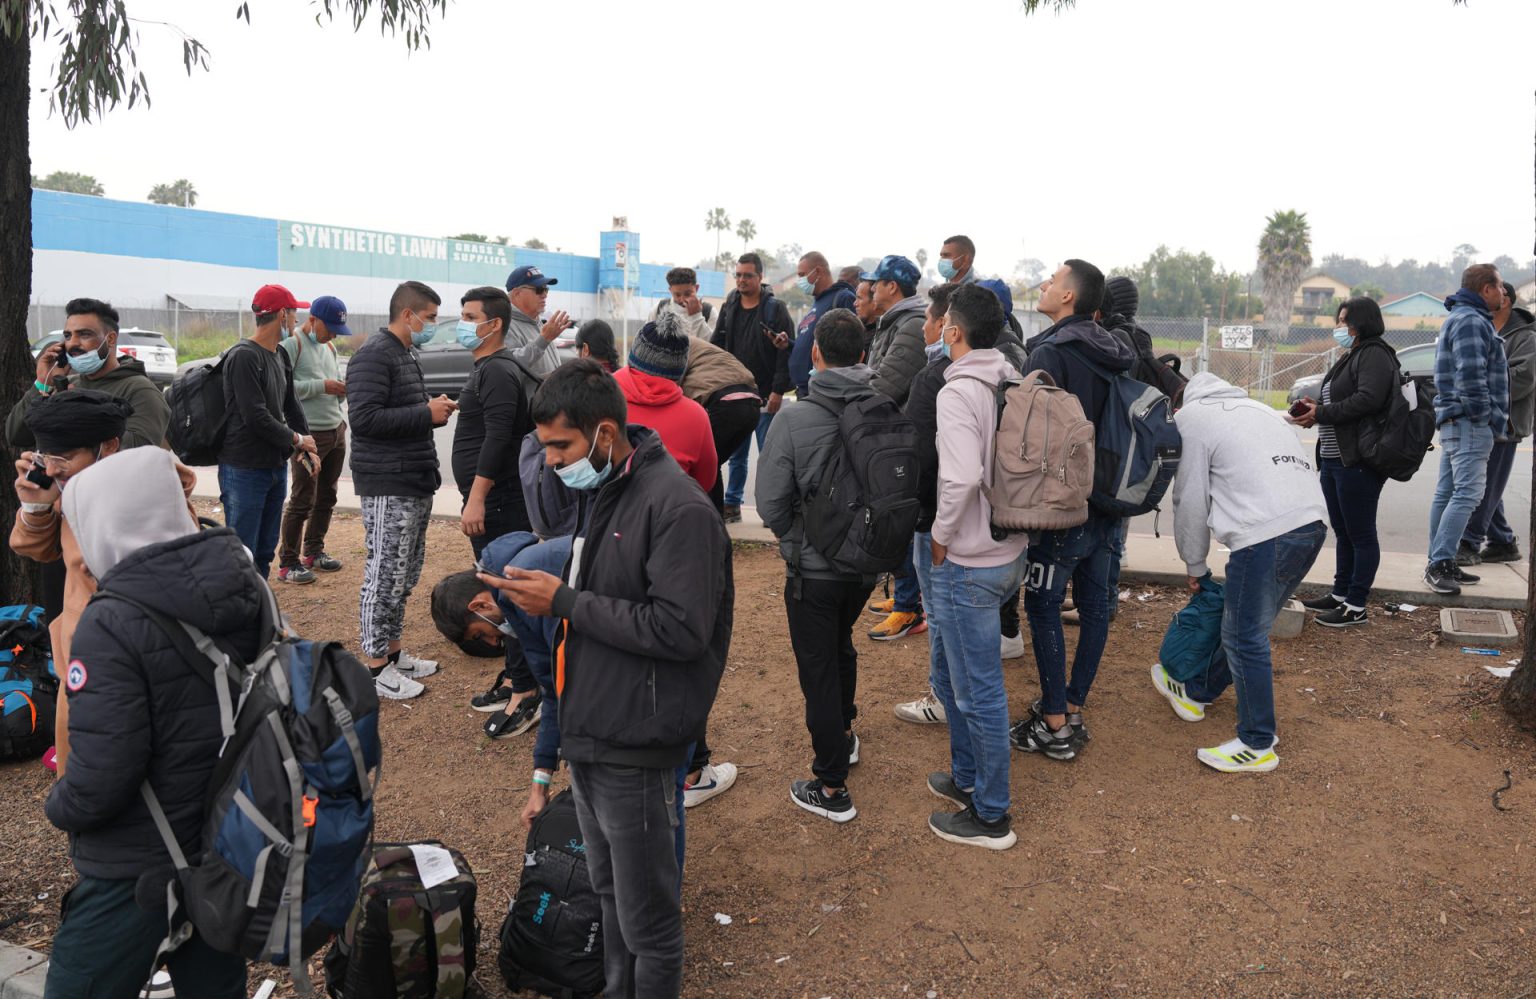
953, 370, 1094, 534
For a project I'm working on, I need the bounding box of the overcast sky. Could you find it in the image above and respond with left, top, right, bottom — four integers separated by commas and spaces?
25, 0, 1536, 279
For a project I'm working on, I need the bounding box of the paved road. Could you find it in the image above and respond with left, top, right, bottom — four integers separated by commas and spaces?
425, 408, 1533, 558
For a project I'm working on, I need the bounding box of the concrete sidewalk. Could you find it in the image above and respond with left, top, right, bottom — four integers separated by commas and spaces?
192, 474, 1528, 610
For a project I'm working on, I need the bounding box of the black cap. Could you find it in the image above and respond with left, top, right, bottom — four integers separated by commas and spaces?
25, 390, 133, 452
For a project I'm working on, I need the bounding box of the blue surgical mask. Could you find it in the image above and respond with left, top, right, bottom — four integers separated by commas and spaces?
555, 432, 615, 492
937, 258, 957, 280
409, 312, 436, 348
66, 343, 108, 376
303, 332, 319, 349
1332, 326, 1355, 349
795, 275, 815, 296
474, 611, 516, 638
941, 337, 952, 360
456, 318, 493, 349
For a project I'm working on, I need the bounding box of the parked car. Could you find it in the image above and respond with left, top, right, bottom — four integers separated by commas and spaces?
1287, 341, 1437, 406
31, 327, 179, 388
417, 321, 580, 399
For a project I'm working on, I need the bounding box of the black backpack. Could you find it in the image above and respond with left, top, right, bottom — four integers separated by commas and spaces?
498, 790, 604, 999
165, 352, 232, 466
799, 394, 921, 576
0, 605, 55, 761
1357, 368, 1436, 482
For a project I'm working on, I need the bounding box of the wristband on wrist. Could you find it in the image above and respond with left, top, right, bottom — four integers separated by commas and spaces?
20, 501, 54, 515
33, 380, 51, 394
531, 769, 552, 787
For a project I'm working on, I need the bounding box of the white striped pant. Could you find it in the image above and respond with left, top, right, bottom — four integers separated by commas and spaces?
359, 494, 433, 657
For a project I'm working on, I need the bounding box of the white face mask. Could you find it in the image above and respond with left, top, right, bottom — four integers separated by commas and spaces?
475, 611, 515, 637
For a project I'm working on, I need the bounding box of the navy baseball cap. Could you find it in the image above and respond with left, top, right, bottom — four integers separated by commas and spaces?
977, 278, 1014, 318
859, 255, 921, 289
308, 295, 352, 335
506, 265, 558, 291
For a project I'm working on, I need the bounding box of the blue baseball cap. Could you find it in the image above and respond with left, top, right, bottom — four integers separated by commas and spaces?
308, 295, 352, 335
506, 265, 558, 291
859, 255, 921, 289
977, 278, 1014, 318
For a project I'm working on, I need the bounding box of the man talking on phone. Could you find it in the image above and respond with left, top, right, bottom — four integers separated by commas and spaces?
480, 359, 731, 998
710, 251, 793, 523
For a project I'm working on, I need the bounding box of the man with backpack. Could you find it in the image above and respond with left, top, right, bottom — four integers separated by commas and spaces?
276, 294, 352, 585
923, 284, 1028, 850
480, 360, 732, 999
347, 280, 458, 701
217, 284, 316, 581
1011, 260, 1136, 762
1155, 372, 1327, 773
43, 447, 248, 998
757, 308, 890, 823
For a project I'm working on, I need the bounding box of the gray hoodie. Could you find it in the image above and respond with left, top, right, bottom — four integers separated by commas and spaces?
1172, 373, 1328, 577
63, 447, 202, 579
755, 364, 879, 580
505, 307, 562, 377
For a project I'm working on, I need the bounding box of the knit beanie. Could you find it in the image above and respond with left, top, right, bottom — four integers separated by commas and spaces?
628, 314, 690, 382
1104, 276, 1139, 319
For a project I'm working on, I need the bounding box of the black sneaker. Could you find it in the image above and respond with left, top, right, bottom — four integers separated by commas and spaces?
1023, 699, 1090, 748
722, 504, 742, 524
847, 731, 860, 766
1481, 541, 1523, 563
470, 678, 513, 713
1455, 540, 1482, 567
790, 779, 856, 823
1300, 592, 1343, 612
926, 772, 973, 809
483, 694, 541, 739
928, 806, 1017, 850
1424, 560, 1461, 595
1315, 605, 1368, 628
1453, 564, 1481, 586
1010, 715, 1078, 760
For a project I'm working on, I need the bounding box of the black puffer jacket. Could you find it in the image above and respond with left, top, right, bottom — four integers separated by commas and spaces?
549, 428, 733, 770
1314, 336, 1398, 467
45, 529, 267, 879
345, 329, 441, 497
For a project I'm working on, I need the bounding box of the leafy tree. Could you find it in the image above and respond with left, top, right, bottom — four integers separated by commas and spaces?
0, 0, 448, 606
445, 232, 489, 242
735, 217, 757, 252
704, 207, 730, 269
32, 170, 103, 195
523, 237, 547, 250
1014, 256, 1046, 287
1349, 283, 1385, 301
147, 178, 196, 206
1258, 209, 1312, 335
1119, 245, 1247, 319
915, 248, 929, 274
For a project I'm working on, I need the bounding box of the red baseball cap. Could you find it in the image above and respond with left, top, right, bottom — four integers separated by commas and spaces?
252, 284, 310, 313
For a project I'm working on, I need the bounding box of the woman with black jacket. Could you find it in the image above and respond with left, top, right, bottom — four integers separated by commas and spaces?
1293, 297, 1397, 627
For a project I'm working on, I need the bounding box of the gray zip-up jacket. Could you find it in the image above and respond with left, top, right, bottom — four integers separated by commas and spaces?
867, 296, 928, 406
505, 308, 562, 377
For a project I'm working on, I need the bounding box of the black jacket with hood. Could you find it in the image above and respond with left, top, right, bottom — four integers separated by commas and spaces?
45, 527, 267, 879
345, 328, 442, 498
710, 289, 795, 398
549, 428, 733, 770
1314, 335, 1399, 467
1024, 314, 1137, 424
904, 348, 952, 531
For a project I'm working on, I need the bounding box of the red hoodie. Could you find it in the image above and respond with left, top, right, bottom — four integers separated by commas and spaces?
612, 367, 718, 493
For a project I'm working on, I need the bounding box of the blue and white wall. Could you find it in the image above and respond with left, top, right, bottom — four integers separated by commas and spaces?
30, 190, 725, 321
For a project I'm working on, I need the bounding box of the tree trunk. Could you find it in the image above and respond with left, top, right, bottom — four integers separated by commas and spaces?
0, 20, 42, 605
1500, 91, 1536, 729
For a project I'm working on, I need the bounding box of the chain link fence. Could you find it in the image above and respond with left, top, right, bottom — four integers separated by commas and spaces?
25, 304, 390, 362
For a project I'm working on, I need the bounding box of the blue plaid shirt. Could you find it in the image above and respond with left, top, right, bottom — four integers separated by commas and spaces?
1434, 293, 1509, 432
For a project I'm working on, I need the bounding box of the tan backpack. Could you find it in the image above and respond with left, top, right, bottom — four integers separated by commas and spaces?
953, 369, 1095, 534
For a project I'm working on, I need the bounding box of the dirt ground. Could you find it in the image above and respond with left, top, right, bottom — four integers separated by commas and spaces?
5, 505, 1536, 998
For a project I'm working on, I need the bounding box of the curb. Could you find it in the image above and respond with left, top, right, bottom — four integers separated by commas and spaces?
0, 940, 46, 999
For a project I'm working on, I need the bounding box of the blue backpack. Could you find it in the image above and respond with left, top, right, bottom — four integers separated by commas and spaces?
95, 586, 381, 994
1085, 357, 1182, 518
1159, 576, 1224, 683
0, 605, 56, 761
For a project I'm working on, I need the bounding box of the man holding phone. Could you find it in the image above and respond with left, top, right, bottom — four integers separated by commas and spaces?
710, 252, 793, 523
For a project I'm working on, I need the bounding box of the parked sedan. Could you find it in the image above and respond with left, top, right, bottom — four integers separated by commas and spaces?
1287, 341, 1437, 406
31, 327, 179, 387
417, 320, 580, 399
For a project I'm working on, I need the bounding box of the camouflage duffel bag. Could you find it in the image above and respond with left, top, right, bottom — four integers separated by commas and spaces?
323, 842, 479, 999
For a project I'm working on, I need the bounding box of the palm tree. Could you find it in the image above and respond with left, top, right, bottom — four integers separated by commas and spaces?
704, 208, 731, 269
735, 218, 757, 252
1257, 210, 1312, 341
916, 248, 929, 275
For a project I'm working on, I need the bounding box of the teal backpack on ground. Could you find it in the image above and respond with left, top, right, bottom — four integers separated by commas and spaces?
0, 604, 56, 761
1159, 576, 1224, 683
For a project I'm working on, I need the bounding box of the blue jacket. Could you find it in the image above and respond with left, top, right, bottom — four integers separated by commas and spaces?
1434, 289, 1509, 431
788, 281, 857, 396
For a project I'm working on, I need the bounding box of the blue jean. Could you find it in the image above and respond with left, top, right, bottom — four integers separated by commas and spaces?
893, 538, 922, 614
725, 411, 774, 507
1464, 437, 1520, 548
1185, 522, 1326, 751
218, 463, 287, 578
1023, 512, 1118, 716
1428, 420, 1495, 564
1319, 456, 1387, 607
917, 532, 1024, 823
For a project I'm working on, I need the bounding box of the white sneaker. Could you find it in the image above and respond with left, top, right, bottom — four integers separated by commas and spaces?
374, 664, 425, 700
1000, 632, 1026, 660
1197, 736, 1279, 773
894, 689, 947, 725
1150, 663, 1206, 722
139, 970, 175, 999
395, 650, 438, 679
683, 762, 738, 808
